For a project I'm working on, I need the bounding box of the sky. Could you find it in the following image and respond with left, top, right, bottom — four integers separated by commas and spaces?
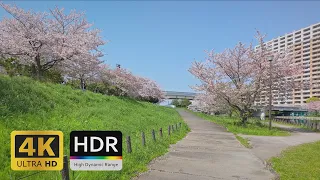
1, 1, 320, 92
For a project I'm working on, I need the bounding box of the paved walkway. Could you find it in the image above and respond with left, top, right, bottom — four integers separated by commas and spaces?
241, 122, 320, 161
136, 110, 273, 180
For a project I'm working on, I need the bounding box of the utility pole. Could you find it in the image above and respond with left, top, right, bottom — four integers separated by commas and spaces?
268, 55, 274, 130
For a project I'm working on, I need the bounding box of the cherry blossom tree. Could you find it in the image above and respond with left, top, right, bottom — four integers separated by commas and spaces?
62, 53, 103, 90
191, 93, 232, 115
306, 101, 320, 112
137, 77, 164, 102
108, 67, 164, 102
189, 32, 302, 124
109, 67, 140, 97
305, 97, 320, 116
0, 3, 105, 79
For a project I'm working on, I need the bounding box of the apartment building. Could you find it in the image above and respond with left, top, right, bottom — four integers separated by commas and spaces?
255, 22, 320, 106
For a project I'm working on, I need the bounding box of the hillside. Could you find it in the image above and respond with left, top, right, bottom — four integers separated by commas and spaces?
0, 75, 189, 180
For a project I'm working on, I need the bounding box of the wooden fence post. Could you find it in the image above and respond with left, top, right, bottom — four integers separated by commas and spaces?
152, 129, 156, 141
309, 121, 312, 129
141, 132, 146, 146
61, 155, 70, 180
308, 121, 311, 129
168, 125, 171, 136
126, 136, 132, 153
159, 128, 163, 137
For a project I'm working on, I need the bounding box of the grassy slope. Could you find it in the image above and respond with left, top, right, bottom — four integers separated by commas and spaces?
270, 141, 320, 180
0, 75, 189, 180
190, 111, 290, 136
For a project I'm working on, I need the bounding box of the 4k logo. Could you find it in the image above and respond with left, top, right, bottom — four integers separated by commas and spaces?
11, 131, 63, 170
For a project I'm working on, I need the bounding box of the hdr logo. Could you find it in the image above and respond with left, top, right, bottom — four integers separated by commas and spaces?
11, 131, 63, 170
70, 131, 122, 171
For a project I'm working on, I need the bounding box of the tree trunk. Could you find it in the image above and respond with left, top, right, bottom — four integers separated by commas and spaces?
241, 116, 248, 125
80, 77, 86, 90
35, 54, 42, 80
239, 110, 248, 125
228, 110, 232, 117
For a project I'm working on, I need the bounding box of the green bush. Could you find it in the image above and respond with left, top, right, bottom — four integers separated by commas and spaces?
171, 98, 191, 107
0, 58, 63, 83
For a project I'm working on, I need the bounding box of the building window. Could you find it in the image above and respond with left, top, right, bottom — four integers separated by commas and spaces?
314, 24, 320, 29
304, 32, 310, 36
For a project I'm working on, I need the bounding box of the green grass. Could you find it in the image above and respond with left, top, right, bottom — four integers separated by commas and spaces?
190, 111, 290, 136
270, 141, 320, 180
235, 135, 252, 148
0, 75, 189, 180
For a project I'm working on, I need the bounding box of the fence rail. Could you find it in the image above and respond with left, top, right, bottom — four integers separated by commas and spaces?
274, 116, 320, 130
274, 116, 320, 121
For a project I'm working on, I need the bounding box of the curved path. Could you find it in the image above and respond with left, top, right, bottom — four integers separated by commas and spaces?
136, 109, 273, 180
241, 123, 320, 162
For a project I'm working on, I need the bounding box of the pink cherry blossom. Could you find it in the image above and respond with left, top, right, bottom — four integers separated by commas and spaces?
306, 101, 320, 112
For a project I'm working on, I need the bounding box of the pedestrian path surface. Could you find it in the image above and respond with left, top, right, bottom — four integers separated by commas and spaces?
136, 110, 273, 180
242, 122, 320, 161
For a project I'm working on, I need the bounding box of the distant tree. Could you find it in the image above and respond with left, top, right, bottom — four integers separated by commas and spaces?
180, 98, 191, 107
170, 98, 191, 107
63, 54, 103, 90
305, 97, 320, 117
306, 97, 320, 103
171, 99, 180, 107
192, 93, 232, 115
109, 67, 164, 101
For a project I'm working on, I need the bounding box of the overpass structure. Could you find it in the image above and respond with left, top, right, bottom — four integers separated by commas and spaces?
163, 91, 197, 100
162, 91, 308, 116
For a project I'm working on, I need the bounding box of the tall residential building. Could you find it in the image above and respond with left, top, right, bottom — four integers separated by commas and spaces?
254, 22, 320, 106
